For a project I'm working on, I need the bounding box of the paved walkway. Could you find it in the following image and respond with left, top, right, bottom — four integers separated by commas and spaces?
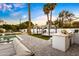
19, 34, 79, 56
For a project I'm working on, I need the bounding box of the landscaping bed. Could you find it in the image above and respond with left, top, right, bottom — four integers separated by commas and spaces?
31, 34, 50, 40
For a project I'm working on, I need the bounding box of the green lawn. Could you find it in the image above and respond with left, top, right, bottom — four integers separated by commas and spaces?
31, 34, 51, 40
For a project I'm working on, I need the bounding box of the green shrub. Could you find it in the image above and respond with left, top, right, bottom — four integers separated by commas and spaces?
0, 29, 4, 33
74, 30, 79, 33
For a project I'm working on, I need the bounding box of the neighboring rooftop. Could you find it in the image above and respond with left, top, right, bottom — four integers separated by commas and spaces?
0, 20, 6, 25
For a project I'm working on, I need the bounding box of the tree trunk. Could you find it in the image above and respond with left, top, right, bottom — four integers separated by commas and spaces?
37, 27, 38, 34
33, 27, 34, 34
55, 25, 57, 33
62, 17, 64, 28
50, 10, 52, 25
19, 18, 21, 30
47, 14, 50, 36
27, 3, 31, 35
49, 10, 52, 36
50, 10, 57, 33
50, 10, 53, 35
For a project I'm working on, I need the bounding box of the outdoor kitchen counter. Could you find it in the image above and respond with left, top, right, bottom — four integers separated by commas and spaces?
52, 33, 71, 52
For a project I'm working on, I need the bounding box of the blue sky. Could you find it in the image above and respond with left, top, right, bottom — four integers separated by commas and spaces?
0, 3, 79, 25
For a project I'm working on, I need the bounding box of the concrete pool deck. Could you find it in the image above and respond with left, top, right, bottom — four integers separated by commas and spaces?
18, 34, 79, 56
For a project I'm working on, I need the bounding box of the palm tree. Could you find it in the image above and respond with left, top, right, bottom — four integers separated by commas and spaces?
65, 11, 74, 21
27, 3, 31, 35
43, 4, 50, 36
65, 11, 74, 27
43, 3, 57, 36
54, 18, 59, 33
49, 3, 57, 24
49, 3, 57, 33
58, 10, 65, 27
58, 10, 74, 28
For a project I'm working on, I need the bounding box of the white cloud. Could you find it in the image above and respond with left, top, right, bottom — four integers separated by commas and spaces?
0, 4, 2, 10
22, 15, 27, 19
5, 15, 57, 25
5, 20, 19, 25
13, 4, 26, 8
5, 18, 27, 25
2, 4, 13, 12
32, 15, 57, 26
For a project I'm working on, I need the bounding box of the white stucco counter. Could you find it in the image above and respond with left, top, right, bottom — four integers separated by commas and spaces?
52, 33, 71, 52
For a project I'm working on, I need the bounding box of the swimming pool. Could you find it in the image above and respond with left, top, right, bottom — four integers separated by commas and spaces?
0, 35, 16, 43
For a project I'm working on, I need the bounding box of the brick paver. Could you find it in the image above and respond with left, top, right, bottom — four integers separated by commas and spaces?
19, 34, 79, 56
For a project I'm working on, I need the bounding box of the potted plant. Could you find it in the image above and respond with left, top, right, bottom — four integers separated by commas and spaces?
61, 30, 68, 34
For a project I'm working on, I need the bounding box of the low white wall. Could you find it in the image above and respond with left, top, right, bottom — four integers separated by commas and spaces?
31, 29, 42, 34
20, 28, 79, 34
52, 33, 70, 52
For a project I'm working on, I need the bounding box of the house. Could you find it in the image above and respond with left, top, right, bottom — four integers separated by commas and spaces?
0, 20, 6, 25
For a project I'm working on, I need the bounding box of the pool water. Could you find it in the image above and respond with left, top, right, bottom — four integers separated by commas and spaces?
0, 35, 16, 43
